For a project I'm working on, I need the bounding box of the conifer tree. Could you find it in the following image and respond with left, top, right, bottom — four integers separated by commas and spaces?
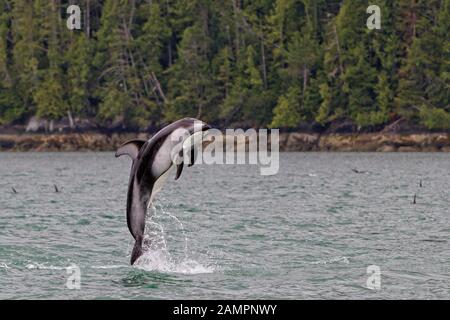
0, 0, 447, 131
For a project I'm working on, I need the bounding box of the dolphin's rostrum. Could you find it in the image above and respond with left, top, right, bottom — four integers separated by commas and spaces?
116, 118, 210, 265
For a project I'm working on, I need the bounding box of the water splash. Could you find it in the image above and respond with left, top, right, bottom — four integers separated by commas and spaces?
311, 256, 350, 265
156, 202, 189, 260
90, 265, 129, 269
24, 263, 128, 270
25, 263, 67, 270
134, 250, 214, 274
133, 202, 214, 275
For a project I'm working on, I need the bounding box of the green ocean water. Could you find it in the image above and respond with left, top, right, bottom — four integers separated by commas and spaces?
0, 152, 449, 299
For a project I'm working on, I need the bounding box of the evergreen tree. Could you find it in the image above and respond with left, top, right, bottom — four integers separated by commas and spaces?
65, 33, 94, 120
0, 0, 22, 124
0, 0, 10, 86
166, 23, 218, 122
270, 86, 301, 128
33, 0, 66, 124
0, 0, 447, 132
395, 0, 450, 128
11, 0, 39, 117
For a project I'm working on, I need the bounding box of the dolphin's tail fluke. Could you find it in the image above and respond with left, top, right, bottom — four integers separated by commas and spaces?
130, 235, 144, 265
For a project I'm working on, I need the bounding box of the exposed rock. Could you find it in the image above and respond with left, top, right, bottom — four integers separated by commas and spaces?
376, 145, 397, 152
0, 138, 15, 149
75, 118, 98, 131
0, 132, 449, 152
380, 118, 424, 134
398, 146, 420, 152
434, 134, 450, 147
26, 117, 48, 133
285, 133, 319, 151
325, 120, 357, 134
422, 146, 440, 152
319, 134, 359, 151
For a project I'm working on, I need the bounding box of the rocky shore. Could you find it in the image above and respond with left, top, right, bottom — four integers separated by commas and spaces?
1, 132, 450, 152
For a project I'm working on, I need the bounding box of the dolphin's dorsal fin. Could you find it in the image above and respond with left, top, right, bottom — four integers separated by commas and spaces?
115, 139, 147, 160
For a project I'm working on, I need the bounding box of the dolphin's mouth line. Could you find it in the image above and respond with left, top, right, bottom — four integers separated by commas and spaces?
201, 125, 211, 132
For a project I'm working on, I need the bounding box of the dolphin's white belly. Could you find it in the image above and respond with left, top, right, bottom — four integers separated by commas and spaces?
149, 164, 175, 205
148, 127, 190, 206
150, 128, 185, 177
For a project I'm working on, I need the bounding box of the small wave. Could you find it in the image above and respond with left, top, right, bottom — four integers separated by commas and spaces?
25, 263, 130, 270
0, 263, 9, 269
311, 256, 350, 265
91, 265, 129, 269
134, 250, 214, 275
25, 263, 67, 270
420, 239, 447, 243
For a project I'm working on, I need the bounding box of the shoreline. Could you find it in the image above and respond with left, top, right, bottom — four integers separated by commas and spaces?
1, 132, 450, 152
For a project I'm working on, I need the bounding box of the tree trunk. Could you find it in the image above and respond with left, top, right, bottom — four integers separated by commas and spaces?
303, 65, 308, 95
67, 110, 75, 128
168, 40, 172, 67
196, 104, 203, 119
232, 0, 240, 58
86, 0, 91, 38
333, 24, 344, 76
260, 30, 268, 90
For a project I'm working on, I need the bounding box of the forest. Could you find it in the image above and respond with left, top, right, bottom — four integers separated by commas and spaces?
0, 0, 449, 132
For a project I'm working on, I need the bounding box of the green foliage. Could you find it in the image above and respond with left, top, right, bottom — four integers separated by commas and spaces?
65, 34, 93, 117
0, 0, 447, 131
395, 0, 449, 128
270, 86, 301, 128
0, 89, 23, 124
34, 69, 65, 119
420, 107, 450, 130
0, 0, 11, 86
98, 88, 130, 122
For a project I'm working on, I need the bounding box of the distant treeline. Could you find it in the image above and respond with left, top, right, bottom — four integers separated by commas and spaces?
0, 0, 449, 131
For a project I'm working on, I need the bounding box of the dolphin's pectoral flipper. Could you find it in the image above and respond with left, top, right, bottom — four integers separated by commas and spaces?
187, 147, 196, 167
174, 149, 184, 180
115, 139, 147, 160
175, 162, 184, 180
174, 143, 198, 179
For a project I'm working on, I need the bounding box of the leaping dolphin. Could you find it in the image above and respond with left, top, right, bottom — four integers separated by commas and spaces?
116, 118, 210, 265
